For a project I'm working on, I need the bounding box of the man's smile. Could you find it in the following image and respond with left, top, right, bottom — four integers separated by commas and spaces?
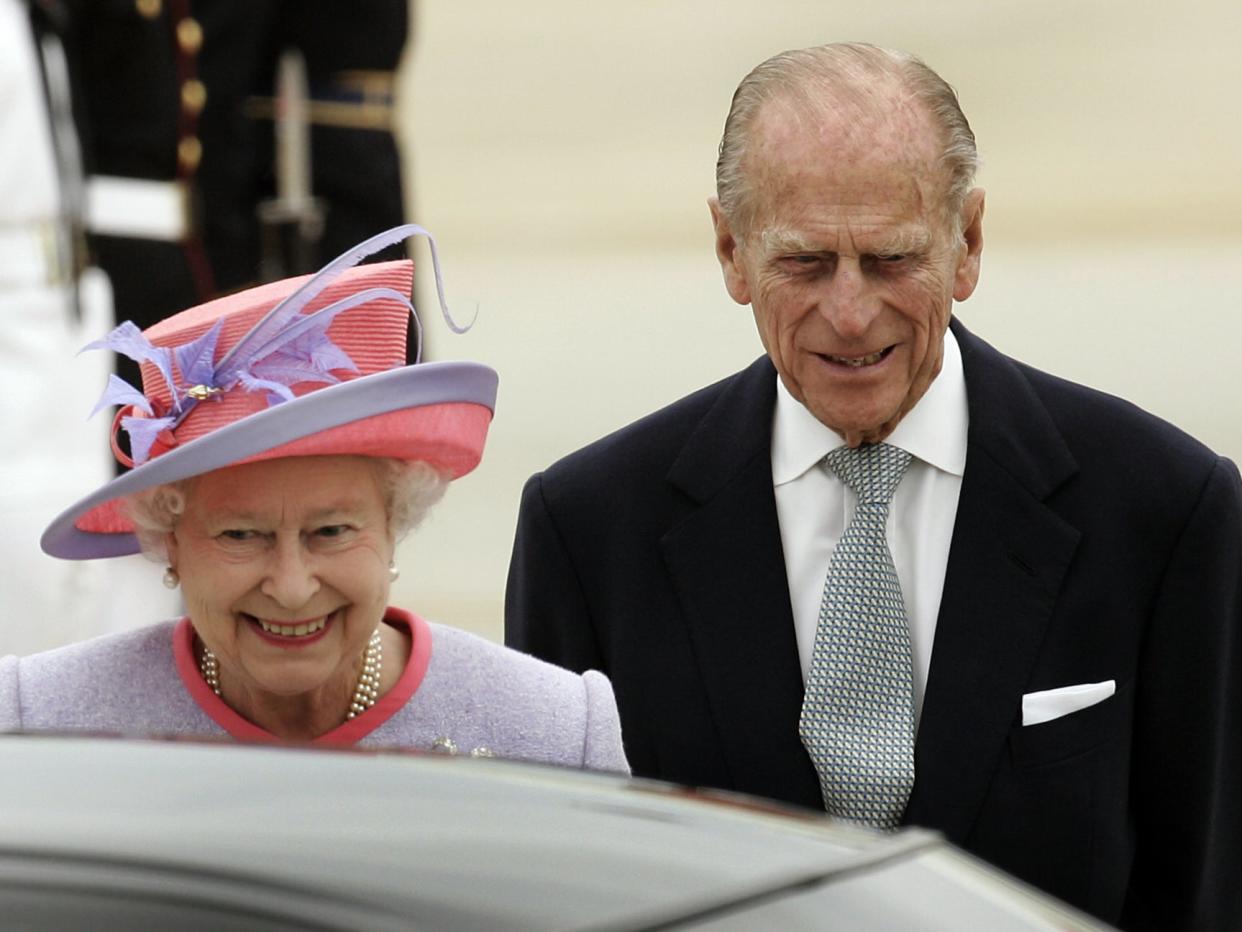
818, 345, 896, 368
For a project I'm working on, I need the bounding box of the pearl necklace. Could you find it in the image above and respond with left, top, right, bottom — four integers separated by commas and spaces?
198, 628, 384, 722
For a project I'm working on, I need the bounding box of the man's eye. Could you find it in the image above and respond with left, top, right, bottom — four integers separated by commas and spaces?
780, 254, 824, 270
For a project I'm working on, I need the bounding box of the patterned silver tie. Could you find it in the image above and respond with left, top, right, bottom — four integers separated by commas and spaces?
799, 442, 914, 829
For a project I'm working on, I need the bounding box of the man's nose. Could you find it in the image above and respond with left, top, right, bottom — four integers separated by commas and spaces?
818, 260, 880, 338
260, 538, 321, 609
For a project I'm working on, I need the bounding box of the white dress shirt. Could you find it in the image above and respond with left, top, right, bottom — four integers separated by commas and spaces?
772, 329, 969, 728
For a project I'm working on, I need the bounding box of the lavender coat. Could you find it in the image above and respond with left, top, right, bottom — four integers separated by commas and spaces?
0, 619, 629, 773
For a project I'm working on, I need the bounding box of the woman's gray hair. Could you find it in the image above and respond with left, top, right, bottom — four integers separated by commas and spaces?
715, 42, 979, 237
128, 482, 189, 562
368, 458, 450, 541
126, 457, 450, 562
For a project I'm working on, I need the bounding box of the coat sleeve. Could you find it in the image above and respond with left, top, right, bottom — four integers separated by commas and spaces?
580, 670, 629, 775
0, 656, 21, 731
505, 472, 606, 674
1123, 455, 1242, 932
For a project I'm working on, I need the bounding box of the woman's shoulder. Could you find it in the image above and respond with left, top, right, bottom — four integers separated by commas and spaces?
374, 618, 627, 772
10, 621, 179, 677
423, 621, 620, 707
426, 620, 586, 681
0, 620, 193, 733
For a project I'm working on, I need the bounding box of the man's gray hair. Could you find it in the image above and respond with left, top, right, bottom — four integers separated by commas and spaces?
715, 43, 979, 235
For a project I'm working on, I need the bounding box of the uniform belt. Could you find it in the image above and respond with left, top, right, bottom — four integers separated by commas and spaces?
0, 221, 66, 288
85, 175, 190, 241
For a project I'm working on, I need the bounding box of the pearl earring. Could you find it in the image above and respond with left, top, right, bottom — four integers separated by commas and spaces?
388, 561, 400, 582
162, 567, 180, 589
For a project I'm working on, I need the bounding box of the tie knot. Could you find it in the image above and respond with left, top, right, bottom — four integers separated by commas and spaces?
823, 443, 912, 505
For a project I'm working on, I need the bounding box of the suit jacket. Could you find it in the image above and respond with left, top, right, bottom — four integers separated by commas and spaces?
505, 318, 1242, 931
0, 609, 629, 774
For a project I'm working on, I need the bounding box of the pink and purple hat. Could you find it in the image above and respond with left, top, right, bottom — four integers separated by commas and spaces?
42, 225, 497, 560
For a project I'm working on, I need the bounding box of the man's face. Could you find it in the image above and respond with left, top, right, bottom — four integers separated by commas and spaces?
711, 98, 984, 447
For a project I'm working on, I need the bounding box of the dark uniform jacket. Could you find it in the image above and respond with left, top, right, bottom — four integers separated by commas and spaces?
63, 0, 409, 381
506, 317, 1242, 932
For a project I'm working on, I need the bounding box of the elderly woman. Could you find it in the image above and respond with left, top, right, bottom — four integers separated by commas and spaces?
0, 226, 627, 770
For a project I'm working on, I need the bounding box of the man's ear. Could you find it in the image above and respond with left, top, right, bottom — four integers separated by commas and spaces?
953, 188, 985, 302
708, 196, 752, 306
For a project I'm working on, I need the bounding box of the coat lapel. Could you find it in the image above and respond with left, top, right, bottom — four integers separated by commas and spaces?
906, 320, 1081, 841
660, 357, 823, 808
654, 323, 1082, 821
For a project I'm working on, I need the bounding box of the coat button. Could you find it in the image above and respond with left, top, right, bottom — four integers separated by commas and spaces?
431, 737, 459, 755
178, 135, 202, 172
181, 79, 207, 115
176, 17, 203, 53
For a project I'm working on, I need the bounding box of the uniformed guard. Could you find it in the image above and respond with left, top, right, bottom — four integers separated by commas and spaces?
62, 0, 413, 412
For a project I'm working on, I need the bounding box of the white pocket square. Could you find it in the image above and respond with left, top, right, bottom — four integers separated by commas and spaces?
1021, 680, 1116, 726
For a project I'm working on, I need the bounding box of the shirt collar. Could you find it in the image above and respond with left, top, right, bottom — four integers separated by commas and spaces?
771, 326, 969, 485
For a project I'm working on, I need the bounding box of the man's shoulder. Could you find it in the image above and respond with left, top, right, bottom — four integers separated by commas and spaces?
1015, 358, 1219, 466
959, 320, 1214, 453
961, 323, 1227, 499
541, 356, 774, 487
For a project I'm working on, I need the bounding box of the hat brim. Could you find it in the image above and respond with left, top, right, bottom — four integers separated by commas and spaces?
42, 360, 498, 560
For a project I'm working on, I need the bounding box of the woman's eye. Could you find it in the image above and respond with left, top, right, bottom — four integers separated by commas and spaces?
315, 525, 352, 539
219, 529, 256, 542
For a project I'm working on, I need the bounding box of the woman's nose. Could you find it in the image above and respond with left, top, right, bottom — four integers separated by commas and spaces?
260, 539, 320, 608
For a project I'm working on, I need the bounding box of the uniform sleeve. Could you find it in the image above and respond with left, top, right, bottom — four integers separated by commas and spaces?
505, 472, 606, 674
580, 669, 629, 775
1123, 455, 1242, 932
281, 0, 409, 265
0, 655, 22, 731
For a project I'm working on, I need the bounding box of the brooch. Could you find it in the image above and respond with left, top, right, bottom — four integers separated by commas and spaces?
430, 737, 494, 758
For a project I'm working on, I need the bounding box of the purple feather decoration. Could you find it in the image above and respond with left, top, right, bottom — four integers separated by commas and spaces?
81, 322, 177, 406
173, 319, 224, 395
248, 359, 341, 389
88, 375, 154, 420
236, 372, 298, 406
79, 223, 468, 464
121, 413, 177, 464
212, 288, 397, 388
302, 332, 356, 373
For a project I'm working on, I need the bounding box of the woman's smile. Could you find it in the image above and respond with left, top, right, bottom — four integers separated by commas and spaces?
244, 612, 336, 645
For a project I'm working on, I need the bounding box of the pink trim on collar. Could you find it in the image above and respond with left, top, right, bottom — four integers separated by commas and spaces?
172, 607, 433, 745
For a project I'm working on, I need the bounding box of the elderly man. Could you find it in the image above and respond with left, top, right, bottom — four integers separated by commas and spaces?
505, 43, 1240, 931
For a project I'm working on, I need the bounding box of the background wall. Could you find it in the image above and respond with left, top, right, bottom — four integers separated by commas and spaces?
391, 1, 1242, 642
